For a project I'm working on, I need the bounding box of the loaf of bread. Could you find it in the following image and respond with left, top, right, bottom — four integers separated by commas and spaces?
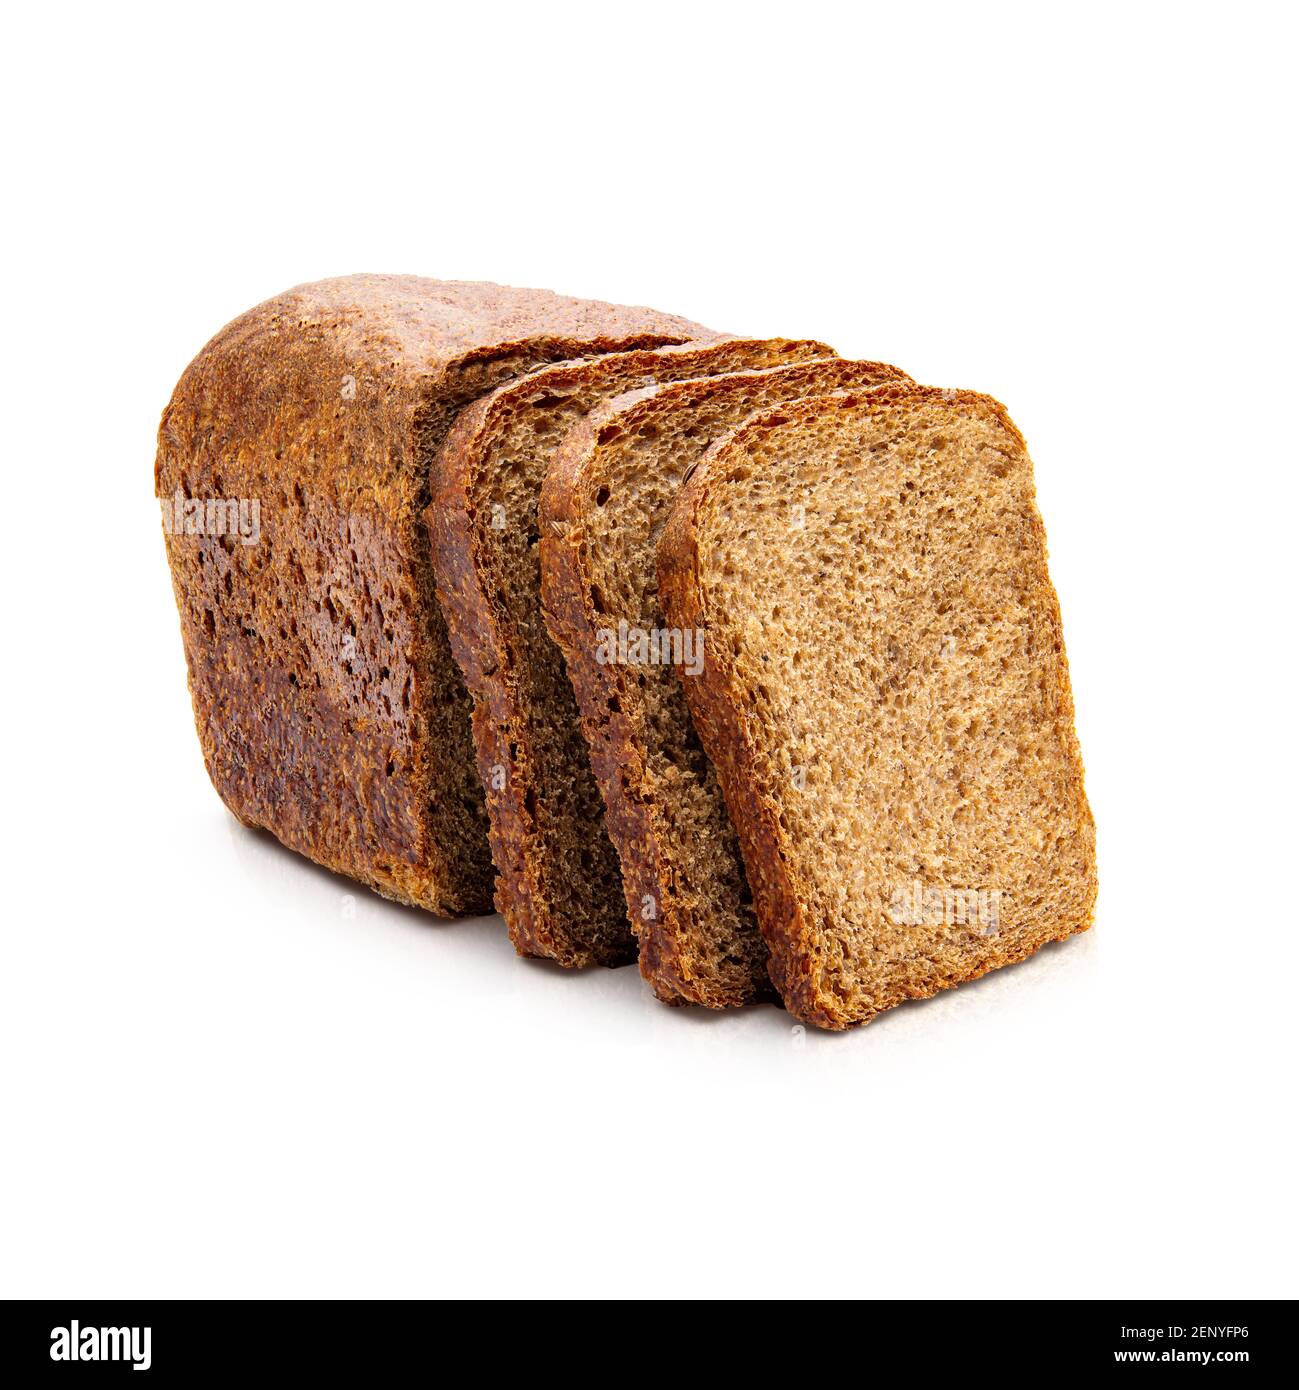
159, 276, 1096, 1031
540, 359, 910, 1006
657, 386, 1097, 1028
428, 339, 833, 966
155, 275, 712, 915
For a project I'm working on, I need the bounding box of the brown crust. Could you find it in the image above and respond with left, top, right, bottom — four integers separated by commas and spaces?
426, 391, 548, 951
427, 339, 832, 966
657, 385, 1096, 1028
156, 275, 710, 918
542, 362, 910, 1007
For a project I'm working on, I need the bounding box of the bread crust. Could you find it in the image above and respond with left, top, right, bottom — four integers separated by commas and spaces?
658, 385, 1097, 1028
156, 275, 709, 917
428, 340, 830, 965
542, 362, 909, 1006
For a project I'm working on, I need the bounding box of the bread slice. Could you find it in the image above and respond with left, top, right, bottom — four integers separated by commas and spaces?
657, 385, 1096, 1028
428, 338, 833, 965
155, 274, 712, 916
540, 358, 910, 1006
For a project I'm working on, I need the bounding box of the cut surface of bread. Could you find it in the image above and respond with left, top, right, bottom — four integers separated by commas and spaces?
155, 274, 712, 916
657, 386, 1096, 1028
541, 358, 910, 1006
429, 338, 833, 965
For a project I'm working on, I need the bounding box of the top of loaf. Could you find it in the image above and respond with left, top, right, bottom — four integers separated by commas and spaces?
175, 274, 711, 382
156, 275, 713, 505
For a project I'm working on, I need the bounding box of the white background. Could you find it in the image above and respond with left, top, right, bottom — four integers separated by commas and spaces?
2, 1, 1295, 1299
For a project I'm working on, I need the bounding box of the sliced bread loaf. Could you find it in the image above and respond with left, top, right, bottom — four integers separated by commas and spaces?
540, 358, 910, 1006
657, 385, 1097, 1028
156, 275, 712, 916
428, 339, 833, 965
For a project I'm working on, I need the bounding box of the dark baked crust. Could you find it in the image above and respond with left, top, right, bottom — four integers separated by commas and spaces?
542, 361, 910, 1006
657, 385, 1097, 1028
155, 275, 709, 916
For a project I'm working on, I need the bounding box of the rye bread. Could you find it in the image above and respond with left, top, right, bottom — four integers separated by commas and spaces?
540, 358, 910, 1006
155, 275, 711, 916
428, 339, 833, 966
657, 385, 1097, 1028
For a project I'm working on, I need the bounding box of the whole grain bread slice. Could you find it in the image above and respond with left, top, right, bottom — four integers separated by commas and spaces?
156, 275, 712, 916
540, 358, 910, 1006
657, 385, 1097, 1028
428, 338, 833, 965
